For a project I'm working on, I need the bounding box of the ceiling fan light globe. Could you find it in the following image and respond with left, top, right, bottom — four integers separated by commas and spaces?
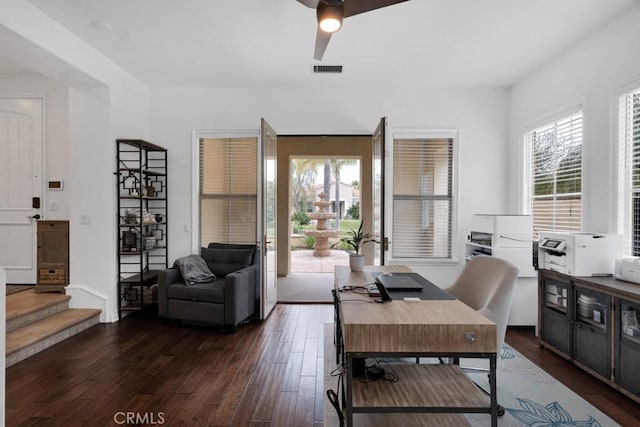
317, 3, 343, 33
320, 17, 341, 32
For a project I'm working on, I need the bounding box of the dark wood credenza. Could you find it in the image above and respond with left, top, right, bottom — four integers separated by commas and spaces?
538, 269, 640, 404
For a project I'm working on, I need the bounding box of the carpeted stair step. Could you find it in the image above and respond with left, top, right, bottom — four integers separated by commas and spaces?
6, 308, 102, 367
6, 290, 71, 333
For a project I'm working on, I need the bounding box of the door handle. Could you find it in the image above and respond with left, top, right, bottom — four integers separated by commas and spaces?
27, 214, 41, 220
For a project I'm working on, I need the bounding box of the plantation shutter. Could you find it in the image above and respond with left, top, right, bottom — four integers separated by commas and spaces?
524, 110, 583, 237
199, 137, 257, 245
617, 88, 640, 256
392, 137, 453, 258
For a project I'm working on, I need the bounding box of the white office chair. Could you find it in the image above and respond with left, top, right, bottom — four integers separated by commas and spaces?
442, 255, 519, 418
444, 255, 519, 361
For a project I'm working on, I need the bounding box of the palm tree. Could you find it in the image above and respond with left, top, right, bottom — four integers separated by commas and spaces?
290, 159, 319, 215
323, 160, 331, 199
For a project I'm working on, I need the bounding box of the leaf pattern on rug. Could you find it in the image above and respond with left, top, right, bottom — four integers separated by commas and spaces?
507, 398, 602, 427
501, 342, 516, 360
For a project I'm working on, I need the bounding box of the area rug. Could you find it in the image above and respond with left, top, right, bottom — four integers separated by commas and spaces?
323, 324, 619, 426
5, 285, 35, 295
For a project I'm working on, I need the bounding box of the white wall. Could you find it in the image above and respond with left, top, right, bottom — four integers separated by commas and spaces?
0, 79, 148, 323
150, 86, 510, 286
0, 0, 151, 322
508, 6, 640, 233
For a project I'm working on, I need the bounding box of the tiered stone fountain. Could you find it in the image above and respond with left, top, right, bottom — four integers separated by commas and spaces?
304, 193, 339, 257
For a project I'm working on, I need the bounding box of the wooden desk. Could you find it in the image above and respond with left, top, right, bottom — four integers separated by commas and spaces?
334, 265, 498, 426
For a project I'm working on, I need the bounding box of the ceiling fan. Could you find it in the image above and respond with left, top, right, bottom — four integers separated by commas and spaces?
297, 0, 409, 60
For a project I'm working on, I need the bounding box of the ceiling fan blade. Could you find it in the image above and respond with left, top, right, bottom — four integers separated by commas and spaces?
314, 29, 332, 60
343, 0, 409, 18
297, 0, 320, 8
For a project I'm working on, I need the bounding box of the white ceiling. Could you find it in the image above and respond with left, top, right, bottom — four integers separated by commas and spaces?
3, 0, 639, 88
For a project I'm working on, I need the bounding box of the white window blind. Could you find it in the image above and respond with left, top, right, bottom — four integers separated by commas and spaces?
524, 110, 583, 237
199, 137, 257, 246
392, 137, 453, 258
617, 87, 640, 256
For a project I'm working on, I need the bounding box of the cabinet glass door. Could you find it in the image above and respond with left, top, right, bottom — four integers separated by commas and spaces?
573, 285, 610, 377
540, 274, 572, 355
574, 287, 608, 330
544, 279, 569, 314
615, 299, 640, 395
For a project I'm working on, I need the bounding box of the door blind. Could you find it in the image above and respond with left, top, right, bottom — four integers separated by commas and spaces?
617, 88, 640, 256
392, 138, 453, 258
199, 137, 257, 245
524, 110, 583, 237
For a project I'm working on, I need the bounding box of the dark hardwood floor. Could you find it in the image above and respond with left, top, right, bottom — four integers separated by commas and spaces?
6, 305, 640, 426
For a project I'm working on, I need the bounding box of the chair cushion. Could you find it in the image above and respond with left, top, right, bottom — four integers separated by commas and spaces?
201, 246, 254, 277
167, 280, 225, 304
173, 255, 216, 285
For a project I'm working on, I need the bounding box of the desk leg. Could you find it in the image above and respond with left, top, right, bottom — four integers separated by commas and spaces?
345, 355, 353, 427
490, 353, 497, 427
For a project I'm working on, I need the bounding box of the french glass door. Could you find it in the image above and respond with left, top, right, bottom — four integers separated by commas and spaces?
260, 119, 277, 319
372, 117, 387, 265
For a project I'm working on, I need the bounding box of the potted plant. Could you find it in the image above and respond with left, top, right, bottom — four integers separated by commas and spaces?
332, 221, 377, 272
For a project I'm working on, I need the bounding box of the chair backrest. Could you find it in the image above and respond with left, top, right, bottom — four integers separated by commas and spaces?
445, 255, 519, 352
207, 242, 260, 266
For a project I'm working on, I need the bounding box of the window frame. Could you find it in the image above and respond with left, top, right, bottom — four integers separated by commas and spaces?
192, 130, 259, 253
522, 106, 584, 237
387, 129, 459, 265
615, 82, 640, 256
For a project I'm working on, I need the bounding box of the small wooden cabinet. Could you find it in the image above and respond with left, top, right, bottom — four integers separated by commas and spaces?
35, 220, 69, 293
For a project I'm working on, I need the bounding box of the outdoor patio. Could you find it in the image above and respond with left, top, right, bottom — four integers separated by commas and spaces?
290, 249, 349, 273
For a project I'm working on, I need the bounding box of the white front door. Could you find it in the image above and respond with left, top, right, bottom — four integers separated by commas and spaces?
0, 98, 43, 284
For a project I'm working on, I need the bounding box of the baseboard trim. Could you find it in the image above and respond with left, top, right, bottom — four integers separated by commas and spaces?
65, 284, 116, 323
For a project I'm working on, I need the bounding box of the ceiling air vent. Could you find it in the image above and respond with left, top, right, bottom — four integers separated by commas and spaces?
312, 65, 343, 74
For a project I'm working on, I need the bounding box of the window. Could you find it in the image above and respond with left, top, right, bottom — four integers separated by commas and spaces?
617, 86, 640, 256
392, 135, 454, 259
199, 137, 257, 246
523, 110, 583, 237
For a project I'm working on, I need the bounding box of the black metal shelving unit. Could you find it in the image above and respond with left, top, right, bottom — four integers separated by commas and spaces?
116, 139, 168, 318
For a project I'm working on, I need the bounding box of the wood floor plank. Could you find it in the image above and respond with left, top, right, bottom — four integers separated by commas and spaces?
314, 356, 325, 422
281, 352, 304, 392
294, 376, 316, 427
272, 391, 297, 427
300, 336, 319, 377
252, 362, 288, 421
231, 383, 263, 427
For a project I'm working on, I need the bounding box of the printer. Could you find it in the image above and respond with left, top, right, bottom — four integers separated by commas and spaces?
615, 257, 640, 284
538, 231, 621, 276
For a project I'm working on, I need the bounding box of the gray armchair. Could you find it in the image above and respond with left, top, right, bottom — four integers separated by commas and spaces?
158, 243, 260, 332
